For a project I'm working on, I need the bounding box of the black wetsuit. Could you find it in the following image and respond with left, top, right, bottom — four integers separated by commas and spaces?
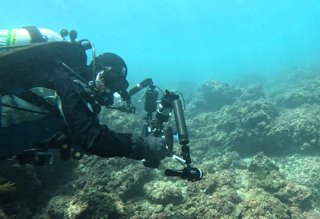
0, 42, 144, 160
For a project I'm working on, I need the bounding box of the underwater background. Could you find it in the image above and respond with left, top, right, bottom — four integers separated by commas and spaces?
2, 0, 320, 218
2, 0, 320, 84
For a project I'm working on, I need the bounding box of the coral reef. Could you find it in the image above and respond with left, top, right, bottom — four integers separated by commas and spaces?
46, 192, 128, 219
187, 80, 242, 115
238, 188, 292, 218
72, 156, 152, 199
0, 178, 16, 194
188, 98, 280, 155
275, 182, 312, 209
271, 69, 320, 108
269, 107, 320, 154
2, 65, 320, 218
201, 80, 242, 111
143, 180, 184, 205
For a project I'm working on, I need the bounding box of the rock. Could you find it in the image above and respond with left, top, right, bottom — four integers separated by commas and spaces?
46, 195, 74, 219
143, 180, 184, 205
46, 192, 128, 219
240, 84, 265, 101
248, 152, 279, 174
274, 183, 312, 210
238, 188, 291, 218
202, 80, 242, 111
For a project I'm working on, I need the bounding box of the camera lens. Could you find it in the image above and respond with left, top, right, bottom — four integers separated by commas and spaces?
188, 167, 204, 181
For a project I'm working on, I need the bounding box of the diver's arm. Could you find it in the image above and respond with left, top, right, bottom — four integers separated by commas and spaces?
53, 68, 145, 160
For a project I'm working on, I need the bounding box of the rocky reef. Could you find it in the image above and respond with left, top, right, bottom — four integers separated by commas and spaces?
1, 65, 320, 218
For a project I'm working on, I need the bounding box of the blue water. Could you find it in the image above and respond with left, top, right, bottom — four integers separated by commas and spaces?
1, 0, 320, 84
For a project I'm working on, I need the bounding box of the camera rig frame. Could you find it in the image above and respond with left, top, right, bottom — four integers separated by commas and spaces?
120, 78, 203, 182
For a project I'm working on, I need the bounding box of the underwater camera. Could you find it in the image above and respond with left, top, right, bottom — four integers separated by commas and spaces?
128, 79, 203, 182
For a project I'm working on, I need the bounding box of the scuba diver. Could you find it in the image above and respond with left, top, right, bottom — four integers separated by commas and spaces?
0, 26, 168, 167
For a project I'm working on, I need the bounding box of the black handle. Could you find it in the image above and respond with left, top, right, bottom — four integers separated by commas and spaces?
128, 78, 154, 96
165, 167, 204, 182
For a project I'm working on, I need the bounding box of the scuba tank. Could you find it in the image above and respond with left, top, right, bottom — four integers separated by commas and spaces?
0, 27, 89, 163
0, 26, 63, 48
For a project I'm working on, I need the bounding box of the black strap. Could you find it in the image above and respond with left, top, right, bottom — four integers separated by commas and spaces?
22, 26, 46, 43
11, 89, 59, 115
0, 102, 50, 115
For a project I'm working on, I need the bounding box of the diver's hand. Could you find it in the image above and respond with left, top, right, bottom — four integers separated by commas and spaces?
143, 135, 168, 168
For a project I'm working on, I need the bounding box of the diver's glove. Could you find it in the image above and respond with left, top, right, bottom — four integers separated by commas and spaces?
130, 135, 168, 168
142, 135, 169, 168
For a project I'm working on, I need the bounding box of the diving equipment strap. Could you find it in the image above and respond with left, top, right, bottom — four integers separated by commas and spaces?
0, 89, 59, 115
22, 26, 46, 43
